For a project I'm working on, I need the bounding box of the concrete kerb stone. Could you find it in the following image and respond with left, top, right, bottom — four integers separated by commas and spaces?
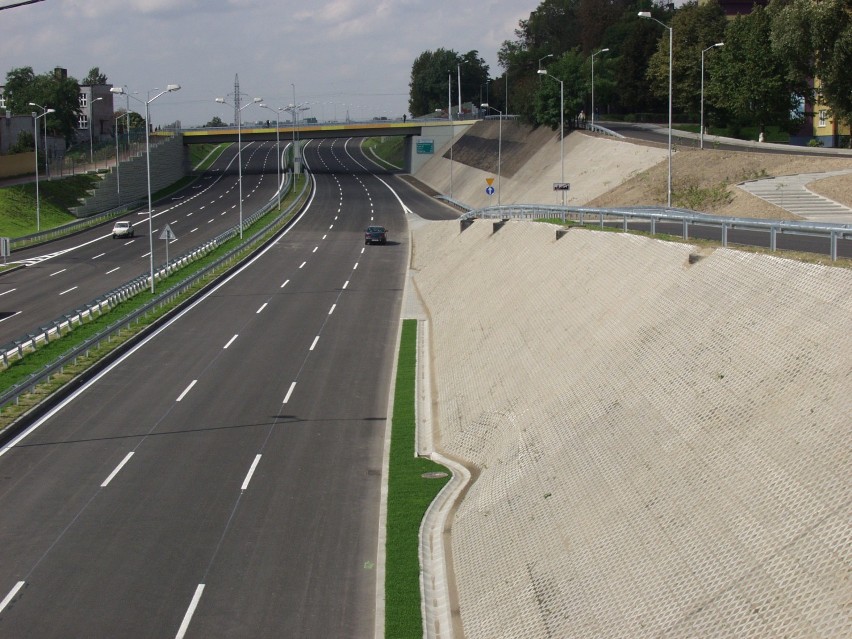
401, 210, 472, 639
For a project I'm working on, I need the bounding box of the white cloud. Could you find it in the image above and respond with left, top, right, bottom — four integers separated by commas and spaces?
1, 0, 540, 124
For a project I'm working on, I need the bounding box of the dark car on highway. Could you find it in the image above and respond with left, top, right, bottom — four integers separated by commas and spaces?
364, 226, 387, 245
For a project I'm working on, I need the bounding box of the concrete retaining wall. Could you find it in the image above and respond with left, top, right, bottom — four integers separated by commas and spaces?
411, 219, 851, 638
70, 134, 188, 217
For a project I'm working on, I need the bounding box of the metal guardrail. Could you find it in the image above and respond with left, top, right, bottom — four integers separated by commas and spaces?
10, 198, 147, 250
459, 204, 852, 261
0, 173, 307, 414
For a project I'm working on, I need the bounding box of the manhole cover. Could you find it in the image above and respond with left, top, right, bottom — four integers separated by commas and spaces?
422, 471, 449, 479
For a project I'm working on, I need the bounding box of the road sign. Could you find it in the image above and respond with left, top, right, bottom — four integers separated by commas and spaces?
486, 177, 495, 186
553, 183, 571, 191
486, 186, 495, 196
159, 224, 177, 241
416, 139, 434, 154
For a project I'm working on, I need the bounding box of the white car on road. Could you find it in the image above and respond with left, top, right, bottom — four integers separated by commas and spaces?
112, 221, 134, 239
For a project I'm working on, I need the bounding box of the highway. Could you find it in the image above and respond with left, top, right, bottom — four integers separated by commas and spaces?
0, 141, 283, 347
0, 139, 457, 636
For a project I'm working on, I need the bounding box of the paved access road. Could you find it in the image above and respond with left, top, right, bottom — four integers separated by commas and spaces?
0, 139, 457, 637
0, 141, 283, 346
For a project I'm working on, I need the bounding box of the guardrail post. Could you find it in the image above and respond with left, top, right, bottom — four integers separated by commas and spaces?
650, 217, 656, 236
683, 219, 689, 240
830, 231, 838, 261
722, 223, 728, 248
622, 215, 628, 232
770, 226, 777, 252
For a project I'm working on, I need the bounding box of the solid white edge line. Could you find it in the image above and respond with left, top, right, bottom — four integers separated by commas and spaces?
256, 302, 268, 314
310, 336, 319, 351
101, 452, 135, 487
328, 304, 336, 315
283, 381, 296, 404
0, 581, 25, 614
241, 454, 262, 490
174, 584, 205, 639
176, 379, 198, 402
223, 334, 238, 349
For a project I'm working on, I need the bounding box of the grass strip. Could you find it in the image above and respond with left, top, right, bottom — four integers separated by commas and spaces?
385, 319, 450, 637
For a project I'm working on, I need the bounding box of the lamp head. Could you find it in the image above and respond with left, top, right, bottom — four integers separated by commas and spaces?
110, 87, 125, 95
481, 103, 489, 108
93, 96, 103, 102
252, 97, 262, 103
167, 84, 181, 92
47, 108, 55, 114
215, 97, 225, 104
600, 48, 610, 53
715, 42, 725, 48
537, 69, 547, 76
28, 102, 37, 107
258, 103, 267, 108
638, 11, 651, 17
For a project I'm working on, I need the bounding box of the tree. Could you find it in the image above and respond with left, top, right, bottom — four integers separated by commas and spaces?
82, 66, 108, 86
205, 115, 225, 127
645, 0, 727, 115
408, 49, 488, 116
534, 49, 586, 129
4, 66, 81, 144
708, 5, 800, 135
771, 0, 852, 144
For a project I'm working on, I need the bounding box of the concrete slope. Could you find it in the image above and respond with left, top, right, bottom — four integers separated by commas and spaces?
411, 220, 851, 638
414, 124, 668, 209
738, 170, 852, 224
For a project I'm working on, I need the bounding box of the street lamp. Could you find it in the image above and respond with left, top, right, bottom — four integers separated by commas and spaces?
111, 87, 146, 206
639, 11, 673, 207
480, 103, 502, 206
591, 48, 610, 128
537, 68, 566, 206
216, 94, 262, 238
89, 95, 103, 165
701, 42, 724, 150
28, 102, 50, 179
31, 106, 55, 231
258, 102, 283, 210
142, 84, 181, 293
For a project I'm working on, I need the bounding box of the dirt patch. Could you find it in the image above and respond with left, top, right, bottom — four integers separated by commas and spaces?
444, 120, 557, 179
587, 147, 852, 219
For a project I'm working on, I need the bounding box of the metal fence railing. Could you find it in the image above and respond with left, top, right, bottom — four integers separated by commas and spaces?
458, 204, 852, 261
0, 172, 307, 414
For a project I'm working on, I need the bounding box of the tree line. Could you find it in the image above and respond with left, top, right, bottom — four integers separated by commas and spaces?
2, 66, 145, 153
408, 0, 852, 143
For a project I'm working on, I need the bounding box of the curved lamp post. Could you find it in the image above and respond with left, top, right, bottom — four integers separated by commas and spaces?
28, 102, 50, 179
591, 48, 610, 128
110, 87, 146, 210
639, 11, 673, 208
701, 42, 724, 150
31, 106, 55, 231
89, 96, 103, 164
480, 103, 502, 206
216, 95, 262, 238
258, 102, 283, 210
537, 68, 566, 206
143, 85, 181, 293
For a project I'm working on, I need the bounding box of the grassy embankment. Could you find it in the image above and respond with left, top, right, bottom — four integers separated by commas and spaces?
362, 137, 405, 170
385, 319, 451, 637
0, 144, 228, 239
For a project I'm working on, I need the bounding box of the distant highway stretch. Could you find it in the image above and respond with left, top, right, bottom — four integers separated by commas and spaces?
0, 141, 282, 347
0, 139, 456, 636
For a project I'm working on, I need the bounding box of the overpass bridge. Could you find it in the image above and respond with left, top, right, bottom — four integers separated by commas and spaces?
180, 119, 477, 172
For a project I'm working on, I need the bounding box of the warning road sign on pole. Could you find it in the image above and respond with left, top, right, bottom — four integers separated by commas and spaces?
159, 224, 177, 272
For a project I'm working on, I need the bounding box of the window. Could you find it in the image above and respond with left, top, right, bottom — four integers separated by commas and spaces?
818, 110, 827, 128
79, 93, 88, 109
78, 114, 89, 130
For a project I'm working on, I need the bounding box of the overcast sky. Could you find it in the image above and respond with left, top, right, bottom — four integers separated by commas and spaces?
1, 0, 541, 127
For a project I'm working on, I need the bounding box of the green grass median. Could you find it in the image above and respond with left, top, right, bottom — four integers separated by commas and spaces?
385, 319, 450, 637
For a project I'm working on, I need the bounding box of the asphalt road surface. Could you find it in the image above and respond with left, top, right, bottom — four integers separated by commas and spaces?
0, 139, 457, 637
0, 141, 283, 347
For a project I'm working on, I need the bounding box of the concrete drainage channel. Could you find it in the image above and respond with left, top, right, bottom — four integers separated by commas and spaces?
0, 174, 309, 441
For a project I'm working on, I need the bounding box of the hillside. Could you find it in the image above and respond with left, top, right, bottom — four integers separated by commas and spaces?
412, 121, 852, 220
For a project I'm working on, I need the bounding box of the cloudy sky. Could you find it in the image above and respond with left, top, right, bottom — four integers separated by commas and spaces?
1, 0, 541, 127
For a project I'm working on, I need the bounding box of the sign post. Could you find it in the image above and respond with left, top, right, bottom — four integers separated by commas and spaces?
486, 177, 495, 197
159, 224, 177, 274
0, 238, 9, 265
